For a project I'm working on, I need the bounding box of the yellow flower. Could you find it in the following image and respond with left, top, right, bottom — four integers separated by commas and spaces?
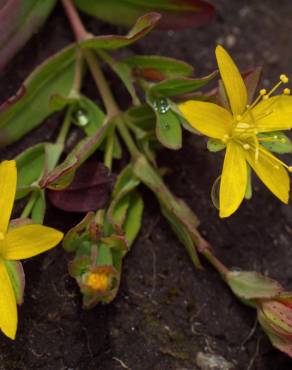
179, 45, 292, 217
0, 160, 63, 339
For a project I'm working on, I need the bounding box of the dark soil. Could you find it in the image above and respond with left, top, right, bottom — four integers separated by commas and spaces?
1, 1, 292, 369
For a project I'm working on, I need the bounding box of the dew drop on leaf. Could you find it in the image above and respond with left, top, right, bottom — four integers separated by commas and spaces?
153, 98, 170, 114
73, 109, 89, 127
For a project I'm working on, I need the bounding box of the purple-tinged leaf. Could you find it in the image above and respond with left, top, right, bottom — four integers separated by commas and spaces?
48, 162, 115, 212
0, 0, 57, 70
73, 0, 215, 30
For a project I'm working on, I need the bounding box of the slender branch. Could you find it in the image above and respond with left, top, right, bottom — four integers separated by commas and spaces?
56, 105, 73, 145
61, 0, 89, 41
21, 191, 38, 219
82, 48, 120, 117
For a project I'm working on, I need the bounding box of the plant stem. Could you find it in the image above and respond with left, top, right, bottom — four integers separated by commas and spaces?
56, 106, 73, 145
21, 191, 38, 219
198, 241, 229, 278
61, 0, 90, 41
61, 0, 231, 279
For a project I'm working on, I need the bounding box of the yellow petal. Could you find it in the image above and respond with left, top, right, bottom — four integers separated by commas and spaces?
0, 260, 17, 339
244, 145, 289, 203
1, 225, 63, 260
252, 95, 292, 132
215, 45, 248, 116
219, 142, 247, 217
0, 161, 17, 236
178, 100, 232, 139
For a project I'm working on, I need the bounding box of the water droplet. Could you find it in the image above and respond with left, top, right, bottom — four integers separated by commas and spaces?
153, 98, 170, 114
211, 176, 221, 210
73, 109, 89, 127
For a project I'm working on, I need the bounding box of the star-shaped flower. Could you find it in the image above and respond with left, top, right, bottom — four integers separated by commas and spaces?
179, 45, 292, 217
0, 160, 63, 339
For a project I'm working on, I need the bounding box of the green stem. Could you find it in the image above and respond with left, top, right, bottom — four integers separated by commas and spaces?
21, 191, 38, 219
62, 0, 140, 159
61, 0, 231, 279
104, 128, 115, 171
56, 106, 73, 145
82, 49, 120, 118
199, 244, 229, 279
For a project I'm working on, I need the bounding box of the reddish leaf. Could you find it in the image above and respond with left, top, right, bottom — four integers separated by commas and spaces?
74, 0, 215, 30
48, 162, 115, 212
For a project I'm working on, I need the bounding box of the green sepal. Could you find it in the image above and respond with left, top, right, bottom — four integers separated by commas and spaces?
31, 190, 46, 224
258, 131, 292, 154
207, 138, 226, 152
4, 260, 25, 305
63, 212, 95, 253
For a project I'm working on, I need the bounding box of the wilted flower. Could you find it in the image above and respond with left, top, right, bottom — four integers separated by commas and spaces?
226, 269, 292, 357
179, 45, 292, 217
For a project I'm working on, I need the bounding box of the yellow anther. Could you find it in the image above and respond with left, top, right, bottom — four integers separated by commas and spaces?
280, 74, 289, 83
260, 89, 267, 96
284, 88, 291, 95
236, 122, 250, 129
222, 134, 229, 143
243, 143, 250, 150
288, 166, 292, 172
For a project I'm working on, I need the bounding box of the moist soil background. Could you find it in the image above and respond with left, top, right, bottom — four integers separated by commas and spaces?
0, 1, 292, 369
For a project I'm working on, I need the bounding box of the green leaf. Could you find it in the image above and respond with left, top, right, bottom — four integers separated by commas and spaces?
108, 165, 140, 227
73, 0, 215, 30
0, 44, 77, 147
155, 107, 182, 150
149, 72, 217, 98
258, 131, 292, 154
15, 143, 46, 199
0, 0, 57, 69
147, 97, 182, 150
207, 138, 226, 152
124, 55, 193, 80
123, 191, 144, 246
15, 142, 63, 199
4, 260, 25, 305
227, 270, 283, 300
79, 13, 161, 50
